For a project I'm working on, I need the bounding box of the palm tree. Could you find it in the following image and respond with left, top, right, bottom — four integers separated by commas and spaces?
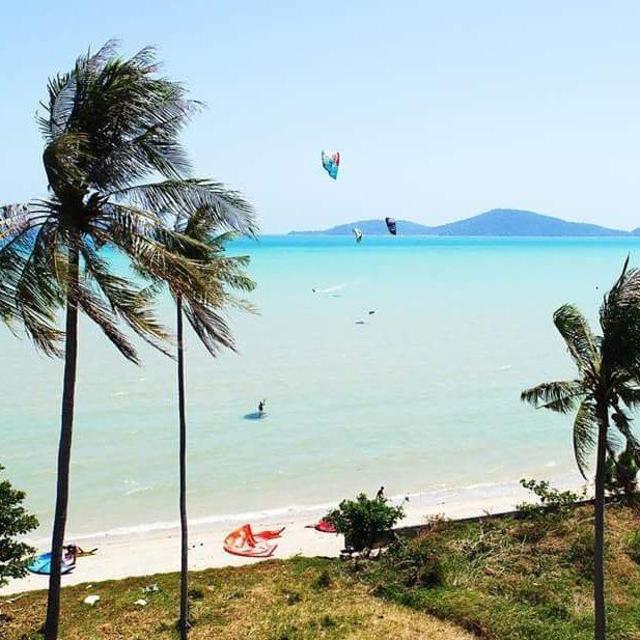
521, 258, 640, 640
157, 211, 255, 638
0, 42, 253, 640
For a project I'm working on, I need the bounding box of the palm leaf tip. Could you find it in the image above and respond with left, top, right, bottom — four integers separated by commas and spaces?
520, 380, 583, 414
573, 401, 597, 479
553, 304, 599, 373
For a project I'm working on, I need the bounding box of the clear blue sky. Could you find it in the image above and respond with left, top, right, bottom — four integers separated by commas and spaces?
2, 1, 640, 233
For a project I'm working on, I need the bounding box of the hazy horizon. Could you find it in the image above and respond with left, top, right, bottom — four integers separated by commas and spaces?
2, 1, 640, 233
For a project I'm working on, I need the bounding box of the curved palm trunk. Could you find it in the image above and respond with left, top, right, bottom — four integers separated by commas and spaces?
44, 240, 80, 640
594, 404, 608, 640
177, 295, 189, 639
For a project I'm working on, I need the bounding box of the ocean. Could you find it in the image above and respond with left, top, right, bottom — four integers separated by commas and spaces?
2, 235, 637, 539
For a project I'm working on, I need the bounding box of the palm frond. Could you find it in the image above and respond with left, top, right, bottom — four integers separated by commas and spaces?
520, 380, 584, 413
112, 179, 257, 235
600, 258, 640, 376
617, 384, 640, 410
182, 298, 236, 356
610, 405, 640, 466
573, 401, 598, 479
76, 280, 139, 363
81, 244, 172, 358
553, 304, 599, 375
0, 204, 65, 356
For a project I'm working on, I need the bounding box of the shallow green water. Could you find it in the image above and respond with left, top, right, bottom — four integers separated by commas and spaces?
2, 235, 637, 537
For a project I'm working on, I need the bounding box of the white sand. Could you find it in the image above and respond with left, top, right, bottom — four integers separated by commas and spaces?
0, 489, 530, 596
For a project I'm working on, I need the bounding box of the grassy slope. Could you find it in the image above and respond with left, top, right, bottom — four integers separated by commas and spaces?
0, 557, 472, 640
3, 504, 640, 640
360, 503, 640, 640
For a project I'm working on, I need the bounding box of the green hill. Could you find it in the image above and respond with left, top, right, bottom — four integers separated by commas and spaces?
290, 209, 629, 236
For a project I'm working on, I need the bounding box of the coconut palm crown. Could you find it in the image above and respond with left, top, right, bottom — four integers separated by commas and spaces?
0, 41, 255, 640
0, 41, 255, 360
155, 209, 255, 639
521, 257, 640, 640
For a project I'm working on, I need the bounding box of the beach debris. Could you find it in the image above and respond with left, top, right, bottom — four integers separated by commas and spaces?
142, 583, 159, 593
321, 150, 340, 179
352, 227, 363, 243
4, 594, 24, 604
223, 524, 284, 558
134, 598, 148, 607
385, 217, 397, 235
83, 595, 100, 606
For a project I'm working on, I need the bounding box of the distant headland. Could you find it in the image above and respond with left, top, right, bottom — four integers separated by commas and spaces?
290, 209, 639, 237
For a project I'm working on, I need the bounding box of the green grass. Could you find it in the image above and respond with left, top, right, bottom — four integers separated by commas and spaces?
3, 504, 640, 639
357, 503, 640, 639
0, 557, 471, 640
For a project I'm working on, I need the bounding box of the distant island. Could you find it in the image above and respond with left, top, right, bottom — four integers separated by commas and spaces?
290, 209, 637, 237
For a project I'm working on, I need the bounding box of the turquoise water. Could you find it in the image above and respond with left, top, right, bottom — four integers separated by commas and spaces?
2, 235, 639, 537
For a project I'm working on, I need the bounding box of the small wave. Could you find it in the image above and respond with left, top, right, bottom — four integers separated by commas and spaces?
32, 470, 588, 544
125, 486, 153, 496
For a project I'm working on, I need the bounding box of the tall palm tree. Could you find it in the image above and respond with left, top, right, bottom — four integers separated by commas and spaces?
521, 258, 640, 640
0, 42, 253, 640
155, 210, 255, 638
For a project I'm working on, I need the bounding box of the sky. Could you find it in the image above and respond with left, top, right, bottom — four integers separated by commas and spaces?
2, 1, 640, 233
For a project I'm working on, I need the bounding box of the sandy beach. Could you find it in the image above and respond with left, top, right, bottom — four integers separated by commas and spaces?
1, 485, 543, 596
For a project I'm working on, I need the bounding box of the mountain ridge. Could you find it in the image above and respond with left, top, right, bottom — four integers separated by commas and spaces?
289, 209, 632, 237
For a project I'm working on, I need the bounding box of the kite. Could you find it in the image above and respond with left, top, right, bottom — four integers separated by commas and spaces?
321, 151, 340, 179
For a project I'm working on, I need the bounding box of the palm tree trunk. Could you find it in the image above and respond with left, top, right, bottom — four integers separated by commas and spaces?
44, 239, 80, 640
594, 404, 608, 640
177, 295, 189, 639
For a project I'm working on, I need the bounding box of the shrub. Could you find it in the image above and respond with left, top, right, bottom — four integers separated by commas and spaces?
326, 492, 405, 552
0, 464, 39, 588
564, 527, 595, 577
605, 448, 639, 503
626, 530, 640, 564
390, 536, 446, 588
188, 586, 204, 601
313, 569, 333, 589
516, 479, 584, 522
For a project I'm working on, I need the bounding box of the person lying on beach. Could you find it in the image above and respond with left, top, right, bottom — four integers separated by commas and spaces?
64, 544, 97, 559
76, 546, 98, 557
63, 545, 78, 564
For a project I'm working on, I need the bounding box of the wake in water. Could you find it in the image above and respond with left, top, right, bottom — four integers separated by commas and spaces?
312, 282, 349, 294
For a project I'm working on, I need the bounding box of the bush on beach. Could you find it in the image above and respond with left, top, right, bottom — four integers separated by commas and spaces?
326, 492, 405, 553
605, 448, 640, 504
0, 464, 39, 588
516, 478, 585, 522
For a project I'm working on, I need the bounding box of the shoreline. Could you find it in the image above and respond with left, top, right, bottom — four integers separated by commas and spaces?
1, 473, 588, 596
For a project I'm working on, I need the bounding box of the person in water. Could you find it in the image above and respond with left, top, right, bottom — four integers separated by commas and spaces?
376, 486, 385, 501
258, 399, 266, 413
